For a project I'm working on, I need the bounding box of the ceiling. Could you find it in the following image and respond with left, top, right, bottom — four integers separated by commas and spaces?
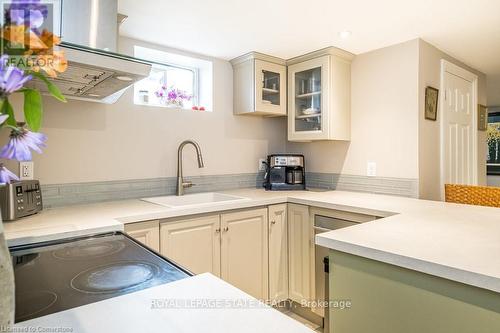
118, 0, 500, 76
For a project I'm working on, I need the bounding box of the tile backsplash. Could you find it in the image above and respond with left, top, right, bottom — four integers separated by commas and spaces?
42, 173, 266, 208
41, 172, 418, 208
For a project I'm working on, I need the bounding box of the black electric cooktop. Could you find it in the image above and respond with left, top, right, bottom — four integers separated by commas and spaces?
10, 232, 191, 323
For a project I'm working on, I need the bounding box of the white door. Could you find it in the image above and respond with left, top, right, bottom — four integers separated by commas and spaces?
441, 60, 478, 194
221, 208, 269, 300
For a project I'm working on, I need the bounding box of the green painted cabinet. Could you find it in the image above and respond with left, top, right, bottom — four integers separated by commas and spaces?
329, 251, 500, 333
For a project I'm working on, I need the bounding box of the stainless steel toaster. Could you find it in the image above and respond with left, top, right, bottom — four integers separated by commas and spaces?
0, 180, 43, 221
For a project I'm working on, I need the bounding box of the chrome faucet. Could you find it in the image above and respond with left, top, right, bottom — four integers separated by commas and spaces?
176, 140, 204, 196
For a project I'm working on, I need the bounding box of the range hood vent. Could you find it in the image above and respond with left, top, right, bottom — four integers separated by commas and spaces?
29, 43, 151, 104
26, 0, 152, 104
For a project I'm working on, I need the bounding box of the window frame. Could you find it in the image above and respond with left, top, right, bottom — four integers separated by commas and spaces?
487, 111, 500, 176
135, 59, 200, 109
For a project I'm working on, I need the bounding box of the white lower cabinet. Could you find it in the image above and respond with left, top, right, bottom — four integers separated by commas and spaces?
221, 208, 269, 300
268, 204, 288, 302
160, 215, 221, 276
159, 208, 272, 300
124, 220, 160, 252
126, 203, 372, 321
288, 204, 314, 303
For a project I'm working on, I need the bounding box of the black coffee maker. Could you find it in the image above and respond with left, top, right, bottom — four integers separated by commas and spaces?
264, 154, 306, 191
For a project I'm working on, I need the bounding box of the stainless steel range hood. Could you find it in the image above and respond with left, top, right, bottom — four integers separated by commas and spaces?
30, 43, 151, 104
28, 0, 152, 104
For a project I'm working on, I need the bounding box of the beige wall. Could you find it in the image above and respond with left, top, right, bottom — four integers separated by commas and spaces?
8, 38, 287, 184
418, 40, 488, 200
487, 75, 500, 107
288, 39, 420, 179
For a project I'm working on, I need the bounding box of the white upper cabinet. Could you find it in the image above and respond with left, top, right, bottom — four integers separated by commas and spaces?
232, 47, 353, 141
288, 56, 330, 141
288, 48, 354, 141
231, 52, 287, 117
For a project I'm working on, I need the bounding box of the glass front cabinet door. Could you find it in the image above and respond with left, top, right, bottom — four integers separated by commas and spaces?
255, 60, 287, 115
289, 56, 329, 140
288, 51, 352, 141
231, 53, 287, 116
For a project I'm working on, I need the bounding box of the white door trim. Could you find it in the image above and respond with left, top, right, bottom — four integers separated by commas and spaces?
439, 59, 479, 200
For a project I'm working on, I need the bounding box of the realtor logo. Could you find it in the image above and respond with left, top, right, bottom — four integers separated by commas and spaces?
1, 0, 56, 56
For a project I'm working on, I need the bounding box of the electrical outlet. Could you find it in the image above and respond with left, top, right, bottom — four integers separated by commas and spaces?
367, 162, 377, 177
20, 161, 34, 180
258, 158, 267, 171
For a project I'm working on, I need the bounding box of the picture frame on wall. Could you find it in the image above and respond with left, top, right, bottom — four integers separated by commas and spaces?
478, 104, 488, 131
425, 86, 439, 121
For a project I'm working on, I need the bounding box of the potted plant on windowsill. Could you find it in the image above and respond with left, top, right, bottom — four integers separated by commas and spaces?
0, 0, 67, 326
155, 85, 192, 109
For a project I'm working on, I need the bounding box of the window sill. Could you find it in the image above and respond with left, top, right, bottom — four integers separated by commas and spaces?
134, 101, 212, 112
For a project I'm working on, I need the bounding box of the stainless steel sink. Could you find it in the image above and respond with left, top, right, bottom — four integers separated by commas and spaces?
142, 192, 250, 208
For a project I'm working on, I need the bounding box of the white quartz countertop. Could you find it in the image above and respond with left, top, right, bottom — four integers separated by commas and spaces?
5, 188, 500, 293
4, 189, 292, 247
14, 273, 314, 333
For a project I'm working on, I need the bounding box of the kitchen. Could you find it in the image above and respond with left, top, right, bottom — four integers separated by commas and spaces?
0, 0, 500, 332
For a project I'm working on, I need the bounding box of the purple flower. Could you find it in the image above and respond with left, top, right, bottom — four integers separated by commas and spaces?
0, 129, 47, 161
167, 90, 178, 100
7, 0, 48, 29
0, 55, 32, 97
0, 164, 19, 184
155, 86, 192, 106
178, 92, 192, 101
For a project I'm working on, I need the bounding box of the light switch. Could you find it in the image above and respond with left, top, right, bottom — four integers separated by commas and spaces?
367, 162, 377, 177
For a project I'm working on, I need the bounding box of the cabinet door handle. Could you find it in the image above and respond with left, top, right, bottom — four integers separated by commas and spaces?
271, 220, 276, 225
223, 227, 229, 232
215, 228, 221, 233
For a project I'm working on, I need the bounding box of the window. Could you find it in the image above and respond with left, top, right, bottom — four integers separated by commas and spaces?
487, 110, 500, 175
135, 64, 197, 109
134, 46, 213, 111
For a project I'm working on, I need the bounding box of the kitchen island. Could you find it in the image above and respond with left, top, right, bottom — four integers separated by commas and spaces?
311, 192, 500, 333
13, 273, 314, 333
